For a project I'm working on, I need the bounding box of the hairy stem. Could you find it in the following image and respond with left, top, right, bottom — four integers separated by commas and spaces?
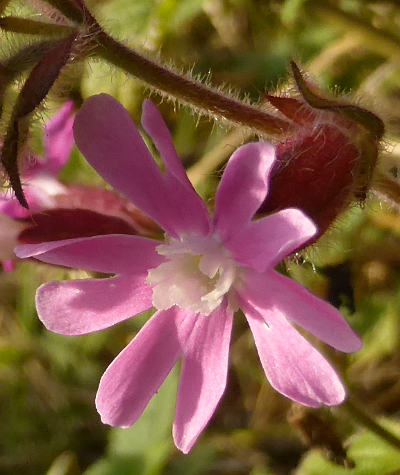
81, 6, 291, 137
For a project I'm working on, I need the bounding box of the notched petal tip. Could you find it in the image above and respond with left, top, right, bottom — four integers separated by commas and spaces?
285, 207, 318, 239
141, 98, 158, 121
243, 301, 349, 409
341, 332, 363, 354
173, 431, 195, 454
214, 141, 277, 239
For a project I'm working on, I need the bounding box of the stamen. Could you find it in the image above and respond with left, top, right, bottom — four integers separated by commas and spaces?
147, 233, 239, 315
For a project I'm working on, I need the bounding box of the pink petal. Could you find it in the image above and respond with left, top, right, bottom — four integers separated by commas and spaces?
15, 234, 163, 275
173, 302, 233, 453
73, 94, 210, 237
0, 198, 27, 219
242, 300, 346, 406
242, 270, 361, 353
0, 188, 37, 219
141, 100, 191, 185
2, 260, 15, 272
43, 101, 75, 174
225, 208, 317, 272
96, 307, 197, 427
36, 275, 152, 335
213, 142, 276, 241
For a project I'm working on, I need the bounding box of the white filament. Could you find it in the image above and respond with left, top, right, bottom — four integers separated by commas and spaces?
147, 233, 239, 316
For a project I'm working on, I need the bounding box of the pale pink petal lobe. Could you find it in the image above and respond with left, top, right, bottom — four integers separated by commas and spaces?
36, 275, 152, 335
226, 208, 317, 271
96, 307, 197, 427
173, 302, 233, 453
141, 100, 210, 230
73, 94, 209, 236
141, 100, 190, 185
0, 190, 36, 218
214, 142, 276, 240
242, 270, 362, 353
44, 101, 75, 174
242, 300, 346, 406
15, 234, 163, 275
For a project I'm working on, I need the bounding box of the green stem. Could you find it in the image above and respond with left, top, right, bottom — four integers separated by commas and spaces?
344, 397, 400, 451
307, 35, 361, 76
82, 7, 291, 137
310, 3, 400, 63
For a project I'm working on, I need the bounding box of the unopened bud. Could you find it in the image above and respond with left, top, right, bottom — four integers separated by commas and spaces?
259, 62, 384, 241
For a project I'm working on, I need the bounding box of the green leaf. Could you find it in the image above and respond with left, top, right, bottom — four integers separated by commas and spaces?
296, 419, 400, 475
84, 367, 178, 475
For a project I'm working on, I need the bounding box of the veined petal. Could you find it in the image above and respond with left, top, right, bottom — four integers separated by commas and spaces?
173, 302, 233, 453
73, 94, 210, 237
36, 275, 152, 335
242, 270, 362, 353
44, 101, 75, 174
242, 300, 346, 406
15, 234, 163, 275
96, 307, 197, 427
214, 142, 276, 241
225, 208, 317, 271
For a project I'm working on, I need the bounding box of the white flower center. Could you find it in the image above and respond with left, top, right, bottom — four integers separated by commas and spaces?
147, 233, 239, 316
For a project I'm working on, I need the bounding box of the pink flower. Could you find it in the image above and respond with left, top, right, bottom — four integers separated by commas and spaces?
0, 101, 75, 219
16, 94, 361, 453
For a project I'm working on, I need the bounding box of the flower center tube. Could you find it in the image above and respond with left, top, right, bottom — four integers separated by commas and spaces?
147, 233, 239, 315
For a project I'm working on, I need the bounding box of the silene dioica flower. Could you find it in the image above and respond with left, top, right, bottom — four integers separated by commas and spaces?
0, 101, 75, 219
0, 101, 75, 270
16, 94, 362, 453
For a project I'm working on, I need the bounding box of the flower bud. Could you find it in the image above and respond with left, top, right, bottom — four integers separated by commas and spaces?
258, 62, 384, 241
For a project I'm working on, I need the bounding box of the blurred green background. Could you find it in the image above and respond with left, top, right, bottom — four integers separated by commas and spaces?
3, 0, 400, 473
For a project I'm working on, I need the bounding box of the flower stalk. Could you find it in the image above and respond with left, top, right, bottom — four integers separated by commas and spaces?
77, 4, 291, 137
94, 34, 291, 136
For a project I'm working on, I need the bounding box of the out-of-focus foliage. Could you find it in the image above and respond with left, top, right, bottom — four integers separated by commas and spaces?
297, 419, 400, 474
2, 0, 400, 474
